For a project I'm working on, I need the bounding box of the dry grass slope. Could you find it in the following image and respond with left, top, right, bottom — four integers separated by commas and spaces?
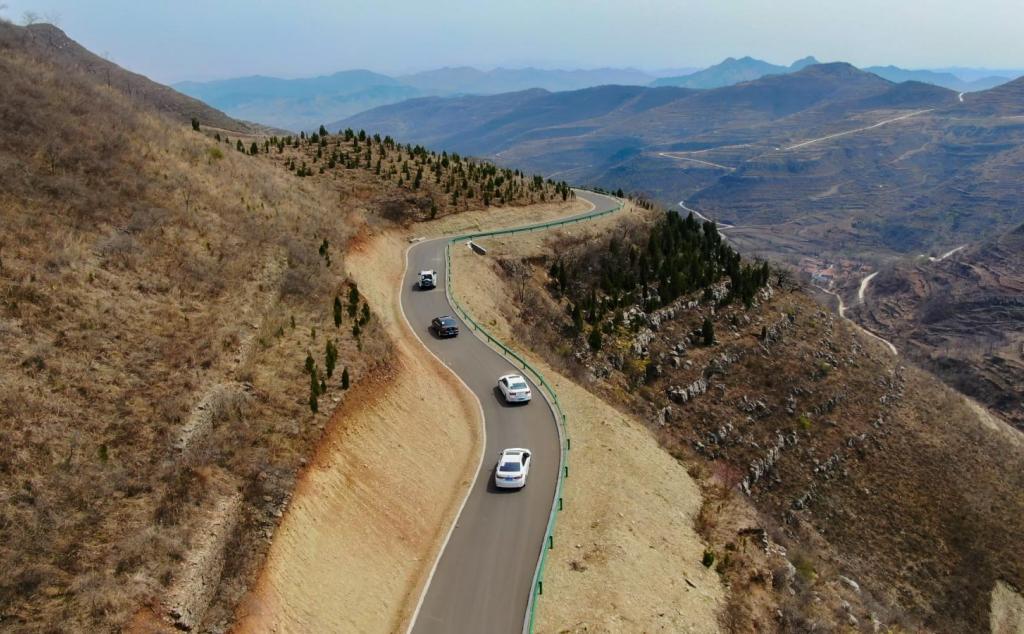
0, 45, 391, 630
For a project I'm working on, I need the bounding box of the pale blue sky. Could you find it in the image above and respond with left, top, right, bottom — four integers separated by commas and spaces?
3, 0, 1023, 83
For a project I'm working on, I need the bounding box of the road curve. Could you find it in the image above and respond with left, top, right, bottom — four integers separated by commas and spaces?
402, 191, 620, 634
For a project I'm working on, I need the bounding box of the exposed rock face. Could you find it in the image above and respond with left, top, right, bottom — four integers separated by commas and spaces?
165, 485, 243, 631
741, 430, 799, 494
667, 377, 708, 404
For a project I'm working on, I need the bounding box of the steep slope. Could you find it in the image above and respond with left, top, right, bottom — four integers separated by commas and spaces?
175, 71, 420, 132
853, 224, 1024, 428
0, 22, 266, 133
0, 39, 373, 631
474, 204, 1024, 632
651, 55, 819, 88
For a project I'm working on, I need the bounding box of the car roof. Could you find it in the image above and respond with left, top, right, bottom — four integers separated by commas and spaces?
435, 315, 455, 321
500, 448, 529, 456
500, 373, 526, 382
420, 270, 435, 275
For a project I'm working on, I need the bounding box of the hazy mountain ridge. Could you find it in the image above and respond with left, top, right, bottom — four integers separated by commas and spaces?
651, 55, 820, 88
176, 66, 662, 131
175, 56, 1021, 132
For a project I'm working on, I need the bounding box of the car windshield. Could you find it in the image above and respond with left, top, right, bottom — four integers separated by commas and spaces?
509, 381, 528, 390
440, 318, 455, 326
498, 462, 520, 473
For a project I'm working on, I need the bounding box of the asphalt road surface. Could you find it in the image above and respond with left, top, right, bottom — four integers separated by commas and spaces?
403, 191, 619, 634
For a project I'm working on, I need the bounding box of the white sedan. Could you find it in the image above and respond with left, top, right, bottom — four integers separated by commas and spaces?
494, 448, 532, 489
498, 374, 532, 404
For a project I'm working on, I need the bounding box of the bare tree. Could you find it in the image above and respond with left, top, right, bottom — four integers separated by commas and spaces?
21, 10, 40, 25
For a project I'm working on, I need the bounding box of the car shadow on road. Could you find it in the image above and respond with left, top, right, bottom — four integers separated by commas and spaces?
427, 327, 458, 340
492, 385, 530, 408
486, 477, 520, 494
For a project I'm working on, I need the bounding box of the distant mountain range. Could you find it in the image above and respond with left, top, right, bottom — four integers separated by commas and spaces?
341, 64, 1024, 264
175, 66, 660, 131
175, 59, 1022, 131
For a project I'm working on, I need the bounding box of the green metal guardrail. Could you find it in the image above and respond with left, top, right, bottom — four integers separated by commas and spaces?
443, 197, 623, 633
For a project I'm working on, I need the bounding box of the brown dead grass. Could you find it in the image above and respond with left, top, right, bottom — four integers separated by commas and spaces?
450, 217, 725, 633
0, 46, 384, 631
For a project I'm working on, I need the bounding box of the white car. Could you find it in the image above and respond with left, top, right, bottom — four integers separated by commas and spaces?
419, 270, 437, 289
494, 448, 531, 489
498, 374, 532, 404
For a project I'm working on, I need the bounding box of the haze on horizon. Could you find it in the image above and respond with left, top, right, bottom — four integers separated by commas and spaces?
2, 0, 1023, 84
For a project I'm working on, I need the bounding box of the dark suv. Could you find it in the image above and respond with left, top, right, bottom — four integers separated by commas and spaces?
430, 315, 459, 338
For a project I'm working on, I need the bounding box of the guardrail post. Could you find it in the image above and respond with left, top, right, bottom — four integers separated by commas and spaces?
558, 497, 563, 511
538, 580, 543, 595
564, 465, 568, 478
548, 534, 553, 550
566, 437, 570, 451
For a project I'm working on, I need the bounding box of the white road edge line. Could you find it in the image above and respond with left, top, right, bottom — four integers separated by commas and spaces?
400, 237, 488, 634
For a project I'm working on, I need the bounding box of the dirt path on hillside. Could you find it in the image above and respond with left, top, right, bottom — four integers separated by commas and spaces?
451, 227, 724, 633
233, 230, 481, 634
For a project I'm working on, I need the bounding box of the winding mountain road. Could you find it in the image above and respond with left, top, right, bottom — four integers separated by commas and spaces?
402, 191, 620, 634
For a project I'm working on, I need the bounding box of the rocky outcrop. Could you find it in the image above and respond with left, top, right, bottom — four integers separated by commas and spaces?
740, 430, 799, 494
667, 377, 708, 404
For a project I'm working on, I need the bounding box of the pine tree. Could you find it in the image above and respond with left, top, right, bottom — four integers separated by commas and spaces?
333, 296, 343, 327
341, 367, 350, 389
588, 327, 603, 351
347, 284, 359, 318
191, 118, 200, 131
325, 340, 337, 378
250, 141, 258, 155
309, 364, 320, 413
702, 317, 715, 346
236, 139, 244, 152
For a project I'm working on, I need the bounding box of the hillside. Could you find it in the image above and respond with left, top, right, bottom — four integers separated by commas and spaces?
852, 224, 1024, 428
651, 55, 819, 88
461, 203, 1024, 632
0, 22, 564, 632
0, 27, 388, 632
0, 22, 267, 134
